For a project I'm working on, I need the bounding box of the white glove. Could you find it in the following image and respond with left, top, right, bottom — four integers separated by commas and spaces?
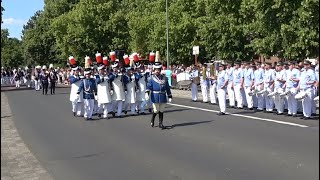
94, 95, 98, 101
168, 98, 172, 103
145, 93, 149, 101
110, 90, 114, 95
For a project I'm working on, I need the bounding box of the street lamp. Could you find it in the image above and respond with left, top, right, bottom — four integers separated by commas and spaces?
166, 0, 169, 68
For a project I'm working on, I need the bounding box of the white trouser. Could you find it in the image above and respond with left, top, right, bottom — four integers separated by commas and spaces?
241, 88, 247, 107
255, 84, 264, 110
84, 99, 94, 118
93, 100, 99, 113
227, 83, 235, 106
244, 86, 254, 108
301, 88, 314, 117
72, 101, 83, 116
98, 103, 110, 118
15, 80, 20, 88
152, 103, 166, 113
124, 103, 137, 115
264, 88, 274, 111
136, 101, 147, 113
201, 84, 209, 102
218, 88, 227, 113
209, 83, 217, 104
191, 83, 198, 101
34, 80, 40, 90
311, 87, 316, 113
112, 100, 123, 116
234, 84, 243, 108
286, 87, 298, 115
273, 88, 284, 113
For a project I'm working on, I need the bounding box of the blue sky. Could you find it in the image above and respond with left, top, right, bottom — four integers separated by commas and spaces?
2, 0, 44, 40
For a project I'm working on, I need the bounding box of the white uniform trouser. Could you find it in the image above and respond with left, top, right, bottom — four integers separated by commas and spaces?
273, 88, 285, 113
124, 103, 137, 115
84, 99, 94, 118
34, 80, 40, 90
255, 84, 264, 110
191, 83, 198, 101
241, 88, 247, 107
15, 80, 20, 88
152, 103, 166, 113
98, 103, 110, 118
244, 86, 254, 108
264, 88, 274, 111
285, 87, 298, 115
301, 88, 314, 117
234, 84, 243, 108
201, 83, 209, 102
112, 100, 123, 116
311, 87, 317, 114
136, 101, 147, 113
218, 88, 227, 113
227, 83, 235, 107
209, 83, 217, 104
93, 100, 99, 114
72, 101, 83, 116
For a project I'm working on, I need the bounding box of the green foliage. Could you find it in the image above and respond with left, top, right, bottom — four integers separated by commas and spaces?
2, 0, 319, 67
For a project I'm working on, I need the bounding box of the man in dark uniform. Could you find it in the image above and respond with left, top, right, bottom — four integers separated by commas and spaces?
145, 62, 173, 129
49, 65, 58, 94
40, 65, 49, 95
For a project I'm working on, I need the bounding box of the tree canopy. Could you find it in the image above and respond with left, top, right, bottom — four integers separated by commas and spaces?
1, 0, 319, 67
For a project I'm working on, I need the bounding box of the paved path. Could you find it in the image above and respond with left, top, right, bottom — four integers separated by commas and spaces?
1, 92, 53, 180
2, 87, 319, 180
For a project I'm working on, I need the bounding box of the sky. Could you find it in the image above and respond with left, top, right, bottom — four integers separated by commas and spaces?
2, 0, 44, 40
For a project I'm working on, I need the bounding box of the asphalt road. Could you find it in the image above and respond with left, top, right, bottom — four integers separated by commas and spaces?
4, 87, 319, 180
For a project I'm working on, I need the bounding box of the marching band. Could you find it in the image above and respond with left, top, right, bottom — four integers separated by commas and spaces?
7, 53, 317, 124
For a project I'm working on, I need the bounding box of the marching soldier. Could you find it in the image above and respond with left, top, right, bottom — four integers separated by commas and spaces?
135, 63, 148, 115
40, 66, 49, 95
216, 63, 229, 115
273, 63, 286, 115
69, 66, 83, 117
296, 60, 316, 119
200, 64, 210, 103
209, 63, 217, 105
190, 65, 200, 102
110, 61, 126, 118
282, 61, 300, 117
243, 62, 255, 110
49, 64, 58, 94
253, 64, 265, 111
145, 62, 172, 129
96, 64, 112, 119
263, 62, 275, 113
34, 65, 41, 91
77, 68, 97, 120
226, 62, 235, 108
123, 67, 138, 116
145, 63, 154, 113
232, 61, 244, 109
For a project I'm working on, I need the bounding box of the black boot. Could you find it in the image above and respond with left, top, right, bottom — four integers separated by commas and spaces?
151, 113, 157, 127
159, 112, 164, 129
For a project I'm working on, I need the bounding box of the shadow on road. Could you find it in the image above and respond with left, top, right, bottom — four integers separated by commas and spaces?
164, 120, 213, 130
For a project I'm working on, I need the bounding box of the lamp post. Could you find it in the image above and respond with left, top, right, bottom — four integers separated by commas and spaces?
166, 0, 169, 68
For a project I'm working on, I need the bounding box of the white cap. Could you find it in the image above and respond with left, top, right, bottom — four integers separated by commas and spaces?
42, 65, 47, 70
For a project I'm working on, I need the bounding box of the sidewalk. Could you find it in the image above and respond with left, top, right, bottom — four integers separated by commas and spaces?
1, 92, 53, 180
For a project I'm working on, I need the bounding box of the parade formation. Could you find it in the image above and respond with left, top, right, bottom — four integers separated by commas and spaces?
2, 53, 319, 125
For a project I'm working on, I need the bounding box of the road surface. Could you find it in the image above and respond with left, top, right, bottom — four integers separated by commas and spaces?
4, 87, 319, 180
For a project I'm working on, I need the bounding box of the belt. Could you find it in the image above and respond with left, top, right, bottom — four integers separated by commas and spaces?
153, 91, 166, 94
84, 91, 93, 94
